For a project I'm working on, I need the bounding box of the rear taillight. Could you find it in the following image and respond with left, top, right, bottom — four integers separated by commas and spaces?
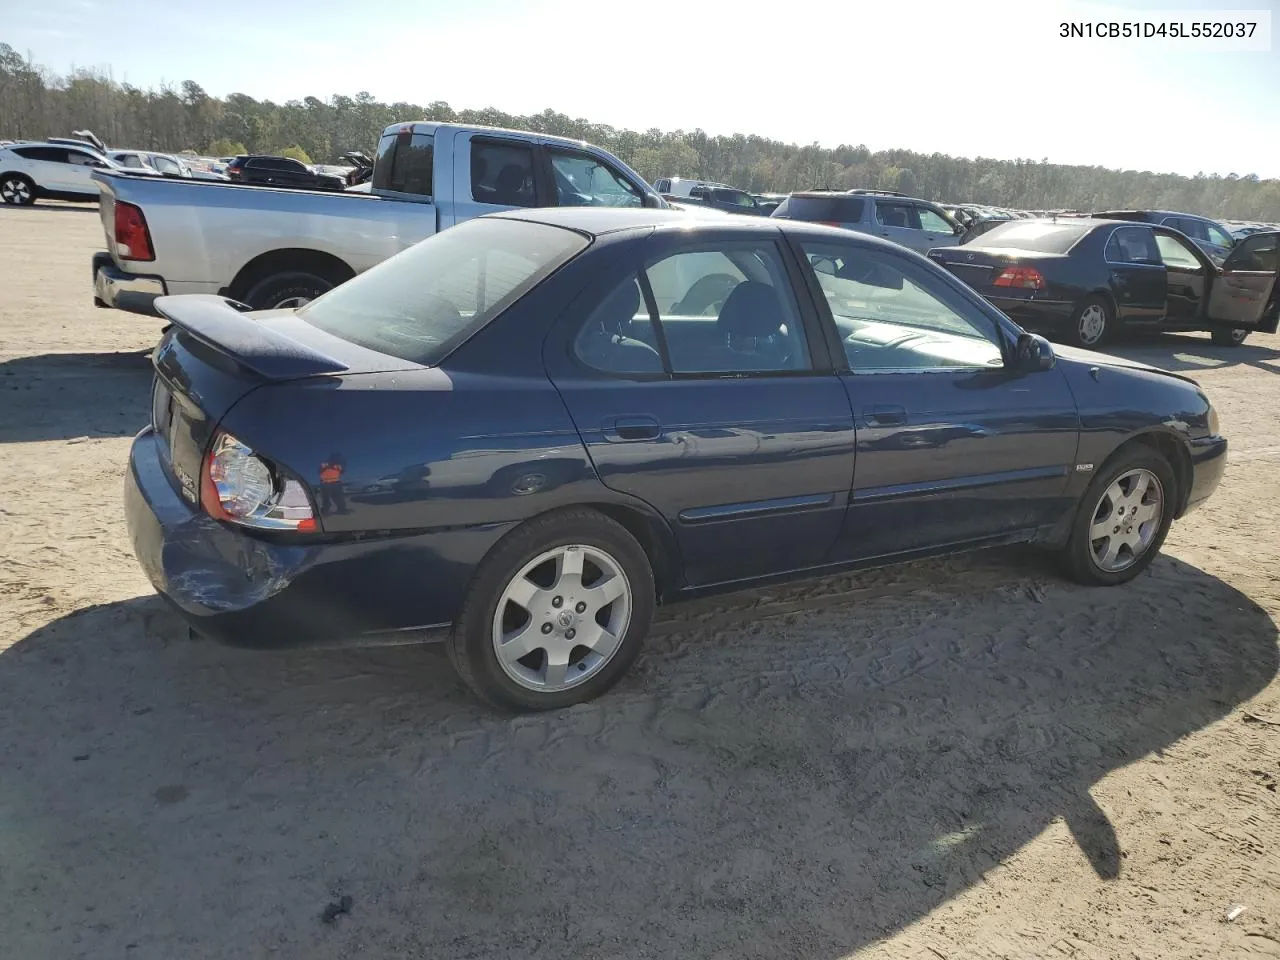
226, 167, 241, 177
992, 265, 1044, 290
200, 431, 317, 532
819, 220, 841, 228
113, 200, 154, 262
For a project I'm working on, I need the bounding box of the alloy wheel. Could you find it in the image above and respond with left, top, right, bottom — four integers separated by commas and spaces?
1088, 468, 1164, 573
491, 543, 633, 692
1, 178, 31, 205
273, 296, 312, 309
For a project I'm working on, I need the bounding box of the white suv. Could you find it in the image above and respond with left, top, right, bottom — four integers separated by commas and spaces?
0, 142, 116, 206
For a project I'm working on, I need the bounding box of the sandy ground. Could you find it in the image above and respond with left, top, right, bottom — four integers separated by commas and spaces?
0, 202, 1278, 960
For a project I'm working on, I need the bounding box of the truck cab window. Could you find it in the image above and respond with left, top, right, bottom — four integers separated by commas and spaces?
470, 140, 535, 208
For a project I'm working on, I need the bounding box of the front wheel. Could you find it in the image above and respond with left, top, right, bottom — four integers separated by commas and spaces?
0, 174, 36, 206
1059, 448, 1176, 586
448, 508, 656, 711
1210, 327, 1249, 347
1067, 296, 1113, 349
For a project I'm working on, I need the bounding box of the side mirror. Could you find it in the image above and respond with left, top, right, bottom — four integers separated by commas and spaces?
1015, 332, 1056, 371
642, 193, 664, 209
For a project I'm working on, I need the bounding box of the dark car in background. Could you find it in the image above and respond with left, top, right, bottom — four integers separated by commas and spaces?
1091, 210, 1236, 265
127, 209, 1229, 711
671, 183, 767, 215
224, 155, 346, 191
773, 190, 965, 253
929, 219, 1280, 347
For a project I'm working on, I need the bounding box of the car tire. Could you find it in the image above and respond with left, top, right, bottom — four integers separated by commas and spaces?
1210, 327, 1249, 347
447, 508, 656, 712
1058, 445, 1176, 587
0, 174, 36, 206
1067, 295, 1113, 349
242, 271, 335, 310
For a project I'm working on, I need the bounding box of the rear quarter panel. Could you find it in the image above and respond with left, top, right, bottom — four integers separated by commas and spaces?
212, 241, 629, 536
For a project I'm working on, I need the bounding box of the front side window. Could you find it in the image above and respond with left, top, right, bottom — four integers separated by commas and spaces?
1154, 233, 1203, 270
549, 150, 642, 208
1205, 222, 1234, 249
712, 189, 757, 209
875, 201, 920, 230
801, 242, 1004, 370
1228, 233, 1280, 272
470, 139, 535, 207
300, 218, 587, 365
372, 130, 434, 196
917, 207, 955, 233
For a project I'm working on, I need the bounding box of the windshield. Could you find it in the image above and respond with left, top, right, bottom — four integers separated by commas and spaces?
966, 220, 1092, 253
299, 217, 589, 365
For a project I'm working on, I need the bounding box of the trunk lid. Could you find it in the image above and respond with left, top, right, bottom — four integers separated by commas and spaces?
147, 295, 421, 508
929, 246, 1068, 292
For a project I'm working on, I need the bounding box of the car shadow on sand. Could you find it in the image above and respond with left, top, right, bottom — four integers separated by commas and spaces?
0, 349, 153, 442
0, 549, 1275, 959
1105, 331, 1280, 375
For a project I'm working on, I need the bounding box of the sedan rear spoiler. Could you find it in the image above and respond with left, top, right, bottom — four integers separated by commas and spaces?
153, 295, 350, 380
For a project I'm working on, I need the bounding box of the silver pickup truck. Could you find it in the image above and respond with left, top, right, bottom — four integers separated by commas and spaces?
91, 121, 666, 314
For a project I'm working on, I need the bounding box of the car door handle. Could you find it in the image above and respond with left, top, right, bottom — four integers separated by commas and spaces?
863, 404, 907, 426
603, 416, 661, 442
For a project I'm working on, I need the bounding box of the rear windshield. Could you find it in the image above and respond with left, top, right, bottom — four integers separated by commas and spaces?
299, 218, 589, 365
966, 220, 1093, 253
774, 195, 865, 223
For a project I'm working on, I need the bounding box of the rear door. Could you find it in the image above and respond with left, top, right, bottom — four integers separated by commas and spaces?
1103, 225, 1166, 320
544, 231, 857, 587
1205, 232, 1280, 334
1151, 229, 1211, 323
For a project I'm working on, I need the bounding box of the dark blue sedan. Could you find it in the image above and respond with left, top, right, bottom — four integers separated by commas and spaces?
125, 209, 1228, 710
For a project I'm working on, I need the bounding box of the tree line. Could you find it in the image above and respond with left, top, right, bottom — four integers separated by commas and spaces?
3, 42, 1278, 221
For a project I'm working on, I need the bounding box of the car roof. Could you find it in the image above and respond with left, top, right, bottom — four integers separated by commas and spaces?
492, 207, 930, 251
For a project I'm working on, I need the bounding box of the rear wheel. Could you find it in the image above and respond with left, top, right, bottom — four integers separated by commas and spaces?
1068, 296, 1113, 349
1059, 447, 1176, 586
0, 174, 35, 206
242, 271, 335, 310
448, 508, 655, 711
1210, 327, 1249, 347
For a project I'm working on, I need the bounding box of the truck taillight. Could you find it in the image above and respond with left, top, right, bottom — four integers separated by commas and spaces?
992, 265, 1044, 290
114, 200, 155, 262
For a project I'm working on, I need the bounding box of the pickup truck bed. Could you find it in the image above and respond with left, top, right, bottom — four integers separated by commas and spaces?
92, 120, 666, 315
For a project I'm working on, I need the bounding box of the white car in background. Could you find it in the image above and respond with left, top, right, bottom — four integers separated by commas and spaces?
108, 150, 227, 181
0, 141, 119, 205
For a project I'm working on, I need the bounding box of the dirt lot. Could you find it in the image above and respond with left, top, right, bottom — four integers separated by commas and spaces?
1, 203, 1278, 960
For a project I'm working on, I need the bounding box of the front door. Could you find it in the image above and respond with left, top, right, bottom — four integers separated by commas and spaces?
544, 234, 857, 587
791, 238, 1080, 560
1205, 232, 1280, 334
1103, 225, 1166, 320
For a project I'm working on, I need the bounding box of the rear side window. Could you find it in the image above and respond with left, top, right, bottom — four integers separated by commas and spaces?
299, 218, 587, 365
14, 146, 69, 162
776, 195, 865, 223
875, 201, 921, 229
372, 131, 434, 196
1106, 226, 1160, 264
470, 139, 536, 207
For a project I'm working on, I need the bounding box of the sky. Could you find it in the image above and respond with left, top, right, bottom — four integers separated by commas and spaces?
5, 0, 1280, 178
